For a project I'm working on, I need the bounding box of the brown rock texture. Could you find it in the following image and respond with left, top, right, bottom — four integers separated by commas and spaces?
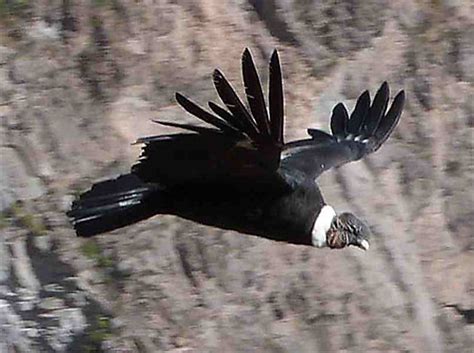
0, 1, 473, 352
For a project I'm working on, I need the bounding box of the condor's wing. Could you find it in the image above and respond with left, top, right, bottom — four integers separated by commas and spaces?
132, 49, 290, 192
280, 83, 405, 180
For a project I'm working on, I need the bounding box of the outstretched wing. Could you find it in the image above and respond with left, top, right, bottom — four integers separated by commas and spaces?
280, 82, 405, 179
132, 49, 289, 192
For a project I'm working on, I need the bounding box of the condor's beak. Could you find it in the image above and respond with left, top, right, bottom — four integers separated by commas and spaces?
358, 239, 370, 251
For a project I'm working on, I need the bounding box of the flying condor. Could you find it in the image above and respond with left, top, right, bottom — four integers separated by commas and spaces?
68, 49, 405, 250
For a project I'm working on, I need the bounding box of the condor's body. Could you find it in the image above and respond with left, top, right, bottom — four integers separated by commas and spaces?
166, 178, 325, 246
68, 49, 404, 250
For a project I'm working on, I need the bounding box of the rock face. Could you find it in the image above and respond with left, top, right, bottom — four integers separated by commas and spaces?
0, 1, 473, 352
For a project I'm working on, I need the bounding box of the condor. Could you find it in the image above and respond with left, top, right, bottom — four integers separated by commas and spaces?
68, 49, 405, 250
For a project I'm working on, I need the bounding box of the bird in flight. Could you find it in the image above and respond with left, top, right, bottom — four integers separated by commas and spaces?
68, 49, 405, 250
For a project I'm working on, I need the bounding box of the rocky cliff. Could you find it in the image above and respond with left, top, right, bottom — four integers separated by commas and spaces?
0, 1, 473, 352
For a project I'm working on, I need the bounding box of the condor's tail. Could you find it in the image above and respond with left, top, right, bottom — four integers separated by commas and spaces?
67, 174, 163, 237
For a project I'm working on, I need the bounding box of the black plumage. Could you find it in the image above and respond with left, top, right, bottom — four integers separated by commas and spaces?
242, 48, 271, 137
269, 50, 284, 145
68, 49, 405, 250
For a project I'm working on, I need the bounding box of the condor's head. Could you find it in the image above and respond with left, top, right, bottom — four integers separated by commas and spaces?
312, 206, 371, 251
328, 212, 371, 250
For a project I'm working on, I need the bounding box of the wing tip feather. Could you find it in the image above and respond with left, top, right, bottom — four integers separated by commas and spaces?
270, 49, 280, 67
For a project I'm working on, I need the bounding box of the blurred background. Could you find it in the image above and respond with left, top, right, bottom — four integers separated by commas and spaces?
0, 1, 473, 352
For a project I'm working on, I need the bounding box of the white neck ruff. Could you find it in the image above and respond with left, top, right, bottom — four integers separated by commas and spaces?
312, 205, 336, 248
